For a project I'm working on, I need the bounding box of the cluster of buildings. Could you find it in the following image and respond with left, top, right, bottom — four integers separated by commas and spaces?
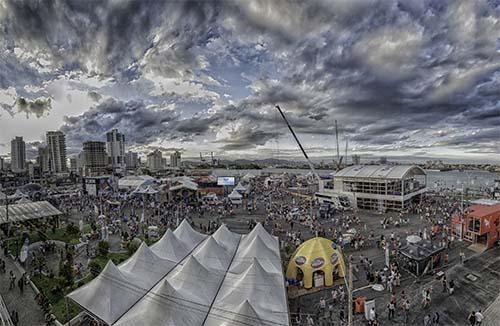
0, 129, 183, 180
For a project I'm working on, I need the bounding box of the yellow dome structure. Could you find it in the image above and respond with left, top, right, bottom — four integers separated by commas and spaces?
286, 237, 346, 289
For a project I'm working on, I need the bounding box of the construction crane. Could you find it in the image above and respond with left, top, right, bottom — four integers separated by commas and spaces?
199, 152, 217, 166
275, 105, 321, 182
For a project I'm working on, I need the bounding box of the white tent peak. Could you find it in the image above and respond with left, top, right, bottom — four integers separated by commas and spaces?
228, 189, 242, 199
178, 255, 210, 276
241, 235, 277, 258
101, 260, 125, 280
174, 219, 206, 246
151, 228, 189, 262
197, 236, 227, 255
238, 258, 270, 281
234, 183, 247, 191
193, 236, 231, 271
236, 299, 261, 321
243, 223, 278, 248
120, 242, 157, 272
212, 224, 240, 249
219, 300, 263, 326
157, 279, 178, 297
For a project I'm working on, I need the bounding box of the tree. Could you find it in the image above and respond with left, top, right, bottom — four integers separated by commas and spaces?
59, 260, 74, 286
87, 260, 102, 277
127, 240, 140, 256
66, 223, 80, 236
34, 255, 46, 275
97, 241, 109, 257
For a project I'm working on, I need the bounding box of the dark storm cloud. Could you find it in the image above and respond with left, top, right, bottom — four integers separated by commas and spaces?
15, 97, 52, 118
1, 0, 499, 158
0, 0, 219, 78
60, 98, 179, 151
87, 91, 102, 102
217, 125, 280, 151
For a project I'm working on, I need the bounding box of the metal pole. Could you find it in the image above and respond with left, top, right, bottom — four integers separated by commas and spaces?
348, 261, 353, 326
5, 193, 9, 241
335, 120, 340, 164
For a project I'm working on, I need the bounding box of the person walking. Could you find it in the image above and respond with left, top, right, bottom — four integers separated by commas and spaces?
403, 300, 410, 325
449, 279, 455, 295
424, 314, 432, 326
17, 276, 23, 294
369, 307, 376, 322
468, 311, 476, 326
475, 310, 484, 326
433, 311, 440, 325
388, 302, 395, 321
442, 276, 447, 293
9, 270, 16, 290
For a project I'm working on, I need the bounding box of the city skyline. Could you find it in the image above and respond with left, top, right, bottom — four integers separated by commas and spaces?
0, 0, 499, 163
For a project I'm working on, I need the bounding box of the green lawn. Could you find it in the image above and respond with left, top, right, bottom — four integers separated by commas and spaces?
30, 251, 131, 323
31, 274, 81, 323
7, 227, 81, 256
45, 228, 81, 244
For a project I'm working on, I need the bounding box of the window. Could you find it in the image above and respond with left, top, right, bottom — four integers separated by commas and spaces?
468, 218, 481, 233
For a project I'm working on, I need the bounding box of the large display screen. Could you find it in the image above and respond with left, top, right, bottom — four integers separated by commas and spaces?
217, 177, 235, 186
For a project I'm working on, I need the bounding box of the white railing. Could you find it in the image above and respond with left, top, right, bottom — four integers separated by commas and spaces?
0, 294, 13, 326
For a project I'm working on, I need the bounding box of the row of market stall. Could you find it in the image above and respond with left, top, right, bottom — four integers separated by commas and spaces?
68, 220, 289, 326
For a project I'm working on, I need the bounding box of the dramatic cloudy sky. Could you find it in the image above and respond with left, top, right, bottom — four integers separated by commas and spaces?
0, 0, 499, 163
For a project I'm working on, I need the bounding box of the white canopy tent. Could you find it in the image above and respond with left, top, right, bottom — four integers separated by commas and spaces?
228, 189, 243, 205
68, 222, 289, 326
234, 182, 247, 193
150, 229, 190, 262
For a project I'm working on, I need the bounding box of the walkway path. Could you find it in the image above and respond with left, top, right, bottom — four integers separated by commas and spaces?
0, 253, 45, 326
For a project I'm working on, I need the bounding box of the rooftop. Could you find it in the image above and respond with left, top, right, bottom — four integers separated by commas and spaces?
467, 204, 500, 218
333, 164, 426, 179
0, 201, 62, 224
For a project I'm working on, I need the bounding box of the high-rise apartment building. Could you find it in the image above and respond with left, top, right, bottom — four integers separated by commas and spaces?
170, 151, 181, 168
125, 151, 139, 169
352, 155, 360, 165
10, 136, 26, 173
83, 141, 107, 176
106, 129, 125, 170
37, 146, 51, 173
46, 131, 67, 173
147, 149, 163, 171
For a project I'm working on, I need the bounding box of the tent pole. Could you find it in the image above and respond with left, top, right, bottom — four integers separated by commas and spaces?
348, 261, 353, 326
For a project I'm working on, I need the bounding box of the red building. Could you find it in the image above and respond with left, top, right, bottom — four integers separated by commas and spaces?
453, 203, 500, 249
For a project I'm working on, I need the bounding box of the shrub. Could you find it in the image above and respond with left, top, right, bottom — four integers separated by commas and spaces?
66, 223, 80, 236
127, 240, 140, 256
97, 241, 109, 257
87, 260, 102, 277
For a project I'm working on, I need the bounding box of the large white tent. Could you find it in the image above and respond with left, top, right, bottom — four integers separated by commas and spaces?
68, 221, 289, 326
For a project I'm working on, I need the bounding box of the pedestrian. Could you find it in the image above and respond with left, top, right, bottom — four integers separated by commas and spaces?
442, 276, 447, 293
306, 314, 314, 326
449, 279, 455, 295
328, 303, 333, 319
9, 271, 16, 290
369, 307, 376, 321
424, 314, 432, 326
388, 301, 395, 320
403, 300, 410, 324
468, 311, 476, 326
319, 297, 326, 315
17, 277, 23, 294
475, 310, 484, 326
433, 311, 440, 325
